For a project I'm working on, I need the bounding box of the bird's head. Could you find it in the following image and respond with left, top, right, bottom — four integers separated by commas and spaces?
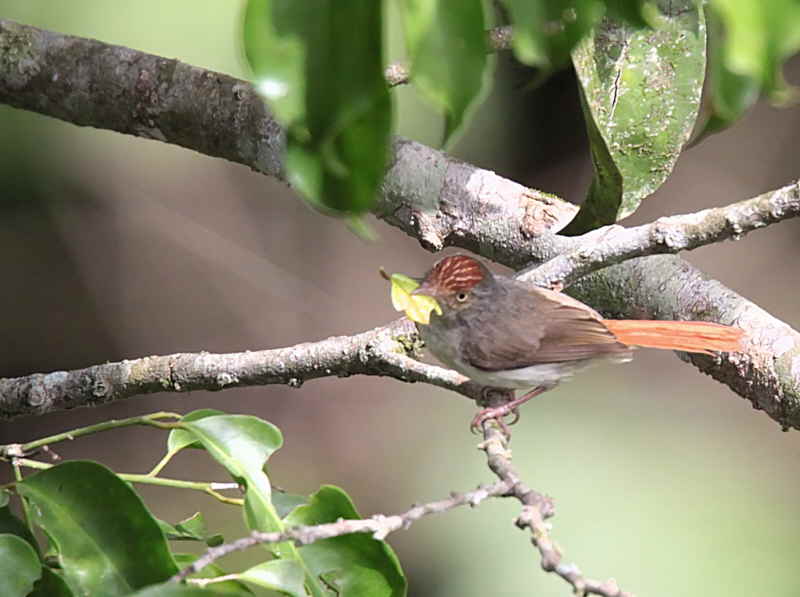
413, 255, 491, 314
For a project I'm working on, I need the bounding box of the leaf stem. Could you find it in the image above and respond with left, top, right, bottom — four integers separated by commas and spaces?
147, 448, 178, 477
6, 458, 243, 506
0, 411, 183, 458
11, 461, 36, 538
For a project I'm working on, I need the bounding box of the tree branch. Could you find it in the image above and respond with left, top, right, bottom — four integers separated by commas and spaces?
565, 256, 800, 431
1, 19, 799, 430
0, 19, 286, 180
522, 181, 800, 288
174, 422, 633, 597
0, 319, 481, 419
479, 424, 633, 597
172, 479, 512, 582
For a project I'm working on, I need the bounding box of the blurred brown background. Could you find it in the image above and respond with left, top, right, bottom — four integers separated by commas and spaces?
1, 2, 799, 596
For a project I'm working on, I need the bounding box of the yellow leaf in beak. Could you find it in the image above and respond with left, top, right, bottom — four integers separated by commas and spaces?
388, 273, 442, 325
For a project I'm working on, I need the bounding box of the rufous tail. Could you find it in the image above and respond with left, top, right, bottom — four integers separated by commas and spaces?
602, 320, 744, 355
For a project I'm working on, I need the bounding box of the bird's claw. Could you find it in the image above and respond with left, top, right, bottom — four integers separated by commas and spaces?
471, 386, 547, 435
470, 405, 520, 435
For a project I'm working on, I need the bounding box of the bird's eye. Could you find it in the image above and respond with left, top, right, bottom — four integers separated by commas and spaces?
455, 292, 468, 302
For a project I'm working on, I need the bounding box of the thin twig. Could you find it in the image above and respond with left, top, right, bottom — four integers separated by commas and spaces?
479, 423, 634, 597
171, 422, 636, 594
0, 412, 181, 457
171, 480, 511, 582
522, 180, 800, 288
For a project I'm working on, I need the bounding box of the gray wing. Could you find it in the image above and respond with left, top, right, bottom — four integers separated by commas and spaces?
463, 285, 631, 371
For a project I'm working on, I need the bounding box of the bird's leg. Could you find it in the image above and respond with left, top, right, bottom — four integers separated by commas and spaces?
470, 386, 548, 434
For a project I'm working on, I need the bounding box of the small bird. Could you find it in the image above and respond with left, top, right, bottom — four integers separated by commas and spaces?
408, 255, 744, 431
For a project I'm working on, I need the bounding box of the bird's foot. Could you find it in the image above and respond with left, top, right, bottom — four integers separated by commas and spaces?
470, 386, 548, 435
470, 404, 519, 435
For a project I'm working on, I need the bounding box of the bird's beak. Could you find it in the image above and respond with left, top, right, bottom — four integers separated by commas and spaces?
403, 282, 442, 325
411, 282, 438, 299
386, 272, 443, 325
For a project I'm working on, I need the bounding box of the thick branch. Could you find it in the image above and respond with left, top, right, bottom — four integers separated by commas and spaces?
566, 256, 800, 430
0, 20, 286, 180
1, 19, 799, 429
0, 319, 481, 419
479, 424, 632, 597
0, 18, 576, 257
172, 479, 512, 582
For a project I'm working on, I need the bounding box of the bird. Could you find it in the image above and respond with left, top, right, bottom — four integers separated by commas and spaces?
407, 254, 745, 432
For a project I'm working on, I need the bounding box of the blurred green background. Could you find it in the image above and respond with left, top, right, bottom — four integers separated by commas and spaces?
1, 1, 799, 596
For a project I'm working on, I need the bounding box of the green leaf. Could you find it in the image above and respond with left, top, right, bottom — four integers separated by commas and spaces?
176, 417, 405, 596
401, 0, 493, 144
504, 0, 605, 70
177, 416, 327, 595
698, 0, 800, 136
699, 10, 760, 137
237, 560, 305, 596
158, 513, 223, 547
167, 409, 227, 454
172, 554, 254, 596
29, 568, 74, 597
179, 416, 282, 531
564, 0, 706, 233
243, 0, 392, 215
0, 533, 41, 597
285, 485, 406, 597
605, 0, 660, 28
0, 489, 38, 551
710, 0, 800, 94
271, 492, 308, 519
17, 461, 178, 596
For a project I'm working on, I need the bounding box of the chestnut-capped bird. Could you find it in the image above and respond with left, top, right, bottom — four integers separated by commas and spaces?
408, 255, 744, 431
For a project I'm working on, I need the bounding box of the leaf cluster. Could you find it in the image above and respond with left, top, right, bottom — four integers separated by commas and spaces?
0, 410, 406, 597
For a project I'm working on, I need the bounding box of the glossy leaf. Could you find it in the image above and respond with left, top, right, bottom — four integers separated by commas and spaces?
285, 485, 407, 597
0, 489, 37, 550
271, 492, 307, 519
699, 10, 759, 137
236, 560, 305, 596
504, 0, 605, 70
699, 0, 800, 136
167, 409, 227, 453
177, 416, 326, 593
17, 461, 178, 596
401, 0, 492, 144
605, 0, 660, 28
0, 533, 41, 597
564, 0, 706, 233
179, 415, 282, 530
172, 554, 254, 596
389, 273, 441, 325
243, 0, 392, 215
158, 512, 223, 547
